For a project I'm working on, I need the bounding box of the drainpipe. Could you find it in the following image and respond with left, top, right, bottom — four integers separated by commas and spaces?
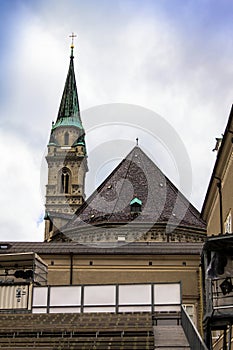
227, 324, 232, 350
215, 177, 224, 234
70, 252, 73, 285
223, 328, 227, 350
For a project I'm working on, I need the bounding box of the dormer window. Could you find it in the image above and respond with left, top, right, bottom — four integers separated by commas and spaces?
130, 197, 142, 214
64, 132, 69, 145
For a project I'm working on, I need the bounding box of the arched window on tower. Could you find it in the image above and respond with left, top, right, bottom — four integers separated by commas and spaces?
60, 168, 71, 194
64, 132, 69, 145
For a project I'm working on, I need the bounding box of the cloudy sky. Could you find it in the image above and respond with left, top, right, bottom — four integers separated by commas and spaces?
0, 0, 233, 241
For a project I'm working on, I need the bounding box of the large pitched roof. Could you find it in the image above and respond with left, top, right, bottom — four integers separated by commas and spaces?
61, 146, 205, 236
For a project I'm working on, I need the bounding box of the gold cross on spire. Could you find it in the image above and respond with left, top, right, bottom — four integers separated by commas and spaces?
69, 32, 77, 49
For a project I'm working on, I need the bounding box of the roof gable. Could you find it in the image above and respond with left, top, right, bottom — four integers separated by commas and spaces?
130, 197, 142, 206
61, 146, 205, 237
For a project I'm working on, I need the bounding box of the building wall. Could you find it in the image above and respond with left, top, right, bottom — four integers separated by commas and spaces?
201, 110, 233, 349
207, 151, 233, 235
40, 252, 202, 327
202, 110, 233, 236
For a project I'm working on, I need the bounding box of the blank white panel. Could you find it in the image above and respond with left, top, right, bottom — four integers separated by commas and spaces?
33, 287, 48, 307
154, 305, 181, 312
154, 284, 180, 305
32, 308, 47, 313
119, 306, 151, 312
49, 307, 81, 313
84, 285, 115, 305
119, 285, 151, 305
83, 307, 115, 313
50, 286, 81, 306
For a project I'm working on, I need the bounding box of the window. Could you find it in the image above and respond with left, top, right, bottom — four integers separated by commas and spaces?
131, 205, 141, 213
60, 168, 70, 193
49, 219, 53, 232
64, 132, 69, 145
130, 197, 142, 214
0, 244, 9, 249
225, 211, 232, 233
183, 304, 195, 323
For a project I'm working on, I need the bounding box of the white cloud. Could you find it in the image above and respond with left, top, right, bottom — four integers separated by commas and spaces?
0, 129, 44, 241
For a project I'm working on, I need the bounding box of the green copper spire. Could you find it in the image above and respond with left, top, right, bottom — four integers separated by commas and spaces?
52, 37, 83, 130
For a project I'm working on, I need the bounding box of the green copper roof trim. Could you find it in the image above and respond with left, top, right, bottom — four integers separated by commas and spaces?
54, 49, 83, 130
130, 197, 142, 206
73, 140, 86, 146
72, 134, 86, 147
44, 211, 50, 220
52, 116, 83, 130
48, 132, 59, 146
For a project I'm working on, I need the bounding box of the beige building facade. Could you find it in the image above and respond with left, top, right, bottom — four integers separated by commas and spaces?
202, 107, 233, 236
201, 107, 233, 349
2, 241, 204, 328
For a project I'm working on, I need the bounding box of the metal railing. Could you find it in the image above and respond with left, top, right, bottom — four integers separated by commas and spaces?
181, 305, 209, 350
32, 283, 181, 314
211, 278, 233, 312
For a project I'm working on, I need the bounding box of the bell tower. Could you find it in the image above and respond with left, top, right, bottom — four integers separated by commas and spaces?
44, 37, 88, 241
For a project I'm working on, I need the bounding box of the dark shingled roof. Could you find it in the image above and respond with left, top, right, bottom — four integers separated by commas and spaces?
0, 241, 204, 255
62, 146, 206, 235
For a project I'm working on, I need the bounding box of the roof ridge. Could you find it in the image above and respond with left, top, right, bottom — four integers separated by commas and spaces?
137, 147, 204, 223
165, 173, 205, 223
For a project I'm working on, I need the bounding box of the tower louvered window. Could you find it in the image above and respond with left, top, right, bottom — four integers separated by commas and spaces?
60, 168, 70, 193
64, 132, 69, 145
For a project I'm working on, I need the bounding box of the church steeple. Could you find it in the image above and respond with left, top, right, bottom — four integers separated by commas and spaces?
52, 37, 83, 131
44, 36, 88, 242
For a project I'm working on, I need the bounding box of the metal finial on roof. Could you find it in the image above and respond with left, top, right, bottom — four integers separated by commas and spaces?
69, 32, 77, 48
69, 32, 77, 57
136, 138, 139, 146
